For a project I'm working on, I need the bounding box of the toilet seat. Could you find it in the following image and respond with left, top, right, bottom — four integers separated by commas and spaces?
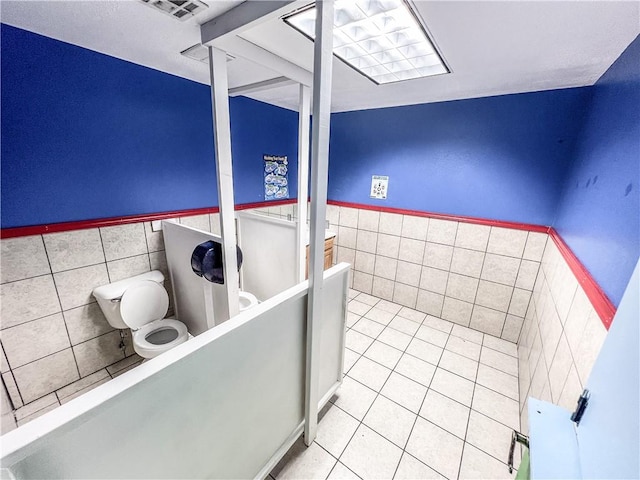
120, 280, 189, 359
120, 280, 169, 330
132, 318, 189, 359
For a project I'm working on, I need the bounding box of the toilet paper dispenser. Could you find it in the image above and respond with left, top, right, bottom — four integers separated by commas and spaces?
191, 240, 243, 284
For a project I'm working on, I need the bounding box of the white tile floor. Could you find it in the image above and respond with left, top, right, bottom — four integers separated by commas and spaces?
270, 290, 521, 480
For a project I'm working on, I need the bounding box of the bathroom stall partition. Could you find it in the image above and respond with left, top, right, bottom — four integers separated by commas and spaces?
163, 220, 230, 333
237, 211, 299, 301
0, 263, 350, 479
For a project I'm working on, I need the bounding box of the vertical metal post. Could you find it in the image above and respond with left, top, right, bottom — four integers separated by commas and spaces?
304, 0, 333, 446
296, 84, 311, 282
208, 46, 239, 319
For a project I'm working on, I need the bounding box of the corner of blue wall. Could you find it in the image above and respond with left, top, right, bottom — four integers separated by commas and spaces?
553, 34, 640, 306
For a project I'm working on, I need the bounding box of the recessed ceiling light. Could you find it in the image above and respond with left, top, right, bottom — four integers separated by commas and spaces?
284, 0, 449, 85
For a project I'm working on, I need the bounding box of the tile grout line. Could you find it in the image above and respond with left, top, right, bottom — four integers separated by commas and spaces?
347, 301, 522, 428
42, 232, 84, 384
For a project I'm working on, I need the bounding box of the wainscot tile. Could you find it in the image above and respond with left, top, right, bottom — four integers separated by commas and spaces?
450, 248, 485, 278
73, 330, 124, 378
401, 215, 429, 241
423, 242, 454, 271
372, 276, 395, 301
393, 283, 418, 309
419, 267, 449, 295
107, 254, 150, 282
339, 207, 359, 228
337, 226, 357, 249
13, 349, 79, 404
378, 212, 403, 235
179, 214, 211, 231
352, 271, 373, 295
481, 253, 521, 286
357, 209, 380, 232
1, 313, 70, 368
523, 232, 548, 262
54, 263, 109, 310
454, 223, 490, 252
398, 238, 425, 264
376, 233, 401, 259
43, 229, 105, 273
354, 251, 375, 275
487, 227, 528, 258
441, 297, 473, 327
445, 273, 479, 303
0, 275, 61, 329
426, 219, 458, 246
100, 223, 148, 261
1, 236, 50, 283
143, 222, 165, 252
416, 290, 444, 317
356, 230, 377, 254
475, 281, 513, 313
396, 261, 422, 287
63, 302, 115, 345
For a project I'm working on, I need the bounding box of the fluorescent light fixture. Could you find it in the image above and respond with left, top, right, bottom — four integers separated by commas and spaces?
283, 0, 449, 85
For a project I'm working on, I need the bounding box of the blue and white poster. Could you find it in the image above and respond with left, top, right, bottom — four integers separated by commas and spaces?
264, 154, 289, 200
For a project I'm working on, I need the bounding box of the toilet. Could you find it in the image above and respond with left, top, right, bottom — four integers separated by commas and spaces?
239, 291, 259, 311
93, 270, 190, 360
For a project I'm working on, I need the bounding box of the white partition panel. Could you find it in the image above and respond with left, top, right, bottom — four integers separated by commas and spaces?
163, 221, 229, 333
0, 264, 349, 480
237, 212, 298, 301
318, 262, 348, 406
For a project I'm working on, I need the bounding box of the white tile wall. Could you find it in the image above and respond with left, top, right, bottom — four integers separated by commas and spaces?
0, 213, 206, 425
336, 206, 545, 343
517, 238, 608, 433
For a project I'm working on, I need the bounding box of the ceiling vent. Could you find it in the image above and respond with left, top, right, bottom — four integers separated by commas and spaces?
139, 0, 208, 21
180, 44, 235, 64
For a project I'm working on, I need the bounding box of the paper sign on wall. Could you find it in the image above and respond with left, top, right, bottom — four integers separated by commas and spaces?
370, 175, 389, 199
264, 154, 289, 200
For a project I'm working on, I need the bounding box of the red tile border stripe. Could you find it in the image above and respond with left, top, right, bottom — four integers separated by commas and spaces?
1, 199, 614, 328
326, 200, 550, 233
548, 228, 616, 329
0, 198, 297, 239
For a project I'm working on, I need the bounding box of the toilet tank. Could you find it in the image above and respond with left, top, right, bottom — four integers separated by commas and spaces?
93, 270, 165, 330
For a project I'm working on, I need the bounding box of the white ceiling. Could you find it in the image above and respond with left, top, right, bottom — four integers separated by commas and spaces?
2, 1, 639, 112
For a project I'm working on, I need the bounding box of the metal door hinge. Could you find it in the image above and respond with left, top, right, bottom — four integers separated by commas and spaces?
508, 430, 530, 473
571, 388, 590, 425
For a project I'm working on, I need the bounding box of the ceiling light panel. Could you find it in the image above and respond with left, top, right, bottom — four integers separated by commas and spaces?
284, 0, 448, 85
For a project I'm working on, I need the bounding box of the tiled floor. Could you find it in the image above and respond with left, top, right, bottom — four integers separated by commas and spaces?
271, 290, 521, 480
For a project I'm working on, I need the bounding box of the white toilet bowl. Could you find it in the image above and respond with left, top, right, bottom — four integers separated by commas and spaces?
93, 271, 191, 360
239, 291, 259, 311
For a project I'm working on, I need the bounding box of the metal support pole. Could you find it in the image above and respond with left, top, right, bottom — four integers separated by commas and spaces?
296, 84, 311, 282
304, 0, 334, 446
208, 46, 239, 319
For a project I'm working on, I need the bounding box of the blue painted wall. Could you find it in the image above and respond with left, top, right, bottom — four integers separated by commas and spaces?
554, 35, 640, 306
0, 24, 298, 228
328, 88, 593, 226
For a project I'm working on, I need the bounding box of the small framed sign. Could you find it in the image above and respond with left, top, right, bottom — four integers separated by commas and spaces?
264, 154, 289, 200
370, 175, 389, 199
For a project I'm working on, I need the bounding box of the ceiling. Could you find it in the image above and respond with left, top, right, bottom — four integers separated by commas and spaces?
2, 1, 639, 112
